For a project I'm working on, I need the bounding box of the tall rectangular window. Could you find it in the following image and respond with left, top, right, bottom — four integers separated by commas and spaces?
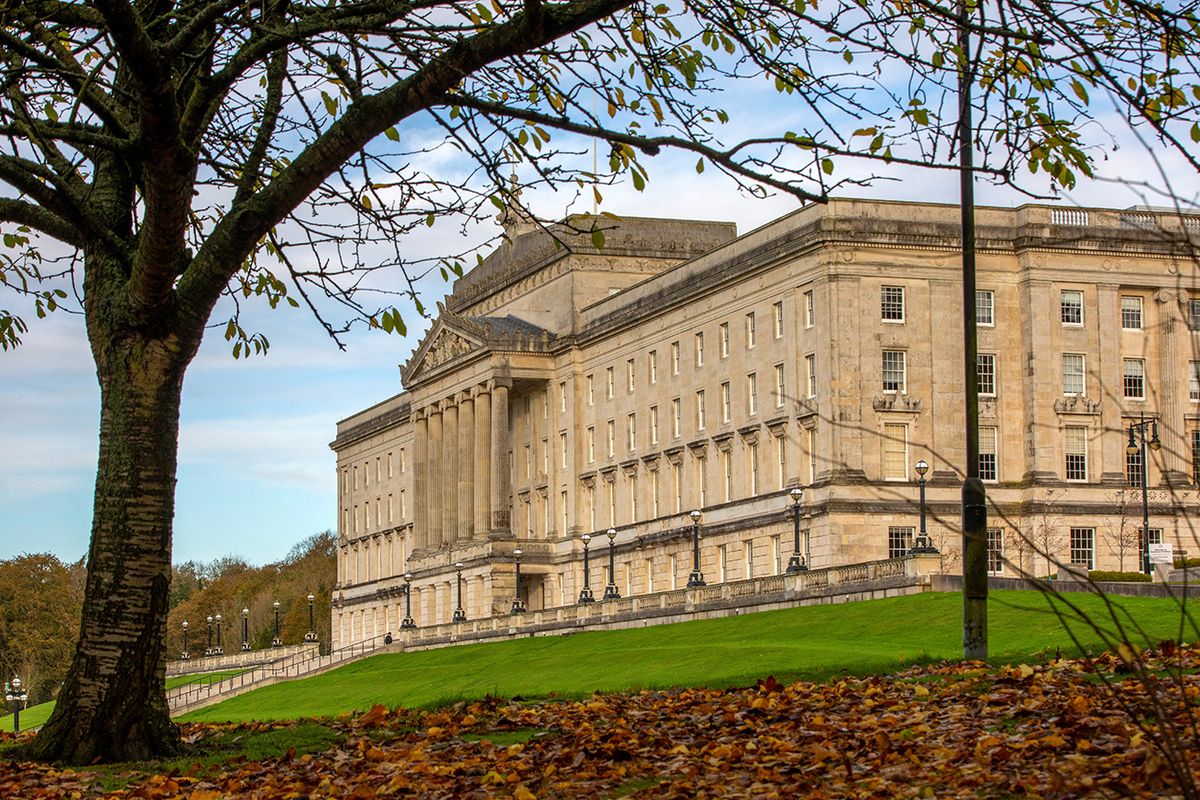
650, 406, 659, 445
1121, 296, 1143, 330
1061, 289, 1083, 325
721, 449, 733, 501
1070, 527, 1095, 569
804, 290, 815, 328
773, 301, 784, 338
719, 322, 730, 358
776, 434, 787, 488
1127, 446, 1143, 488
671, 341, 681, 375
977, 353, 996, 396
587, 426, 595, 463
627, 413, 637, 451
672, 461, 682, 513
651, 470, 660, 518
1193, 430, 1200, 485
560, 431, 568, 468
888, 526, 914, 558
987, 528, 1004, 575
1190, 362, 1200, 401
883, 423, 908, 480
649, 351, 658, 384
606, 419, 615, 458
696, 457, 707, 507
881, 286, 905, 322
807, 427, 817, 483
1065, 425, 1088, 481
747, 372, 758, 416
1190, 299, 1200, 331
882, 350, 907, 393
605, 366, 614, 399
696, 389, 707, 430
806, 354, 816, 398
721, 382, 731, 423
630, 474, 639, 522
695, 332, 705, 367
775, 364, 786, 408
1062, 353, 1085, 395
627, 358, 636, 392
748, 442, 759, 495
559, 381, 567, 412
746, 312, 757, 349
561, 490, 568, 536
1123, 358, 1145, 399
672, 398, 681, 438
607, 480, 616, 526
979, 426, 998, 482
587, 374, 595, 406
976, 290, 994, 326
745, 540, 755, 579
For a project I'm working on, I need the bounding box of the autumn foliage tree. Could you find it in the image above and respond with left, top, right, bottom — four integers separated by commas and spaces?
1, 0, 1197, 765
0, 554, 85, 707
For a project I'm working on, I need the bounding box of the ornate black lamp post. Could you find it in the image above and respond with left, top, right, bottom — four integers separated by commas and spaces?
4, 677, 27, 733
205, 614, 213, 656
305, 593, 318, 642
603, 528, 621, 600
241, 608, 251, 651
578, 534, 596, 604
511, 549, 527, 614
272, 600, 282, 647
910, 459, 938, 554
452, 562, 467, 622
1127, 414, 1162, 575
401, 572, 416, 628
687, 509, 706, 588
181, 620, 190, 660
786, 487, 808, 573
214, 613, 224, 655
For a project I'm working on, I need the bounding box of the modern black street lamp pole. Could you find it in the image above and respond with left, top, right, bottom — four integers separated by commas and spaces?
687, 509, 706, 588
241, 608, 250, 651
511, 549, 526, 614
578, 534, 596, 603
401, 572, 416, 628
910, 459, 938, 554
1127, 414, 1162, 575
786, 487, 808, 573
452, 562, 467, 622
603, 528, 621, 600
272, 600, 282, 647
181, 620, 190, 660
205, 614, 213, 656
4, 678, 27, 733
214, 613, 223, 655
305, 593, 318, 642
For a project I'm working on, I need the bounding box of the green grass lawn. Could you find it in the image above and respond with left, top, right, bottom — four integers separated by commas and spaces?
182, 589, 1197, 722
0, 670, 250, 732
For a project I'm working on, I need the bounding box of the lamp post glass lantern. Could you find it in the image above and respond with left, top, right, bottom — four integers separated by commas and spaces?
786, 487, 808, 573
305, 593, 318, 642
401, 572, 416, 629
205, 614, 213, 656
1127, 414, 1161, 576
214, 613, 223, 655
5, 677, 27, 733
452, 562, 467, 622
909, 459, 939, 554
272, 600, 282, 647
511, 549, 526, 614
578, 534, 596, 604
181, 620, 189, 660
603, 528, 621, 600
687, 509, 706, 588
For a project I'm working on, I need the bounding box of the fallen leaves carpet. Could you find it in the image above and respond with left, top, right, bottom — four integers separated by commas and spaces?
3, 643, 1198, 798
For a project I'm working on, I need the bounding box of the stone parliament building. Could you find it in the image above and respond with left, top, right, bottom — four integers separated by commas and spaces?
330, 198, 1200, 647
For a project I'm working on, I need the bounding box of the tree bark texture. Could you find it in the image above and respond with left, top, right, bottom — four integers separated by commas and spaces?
28, 328, 190, 763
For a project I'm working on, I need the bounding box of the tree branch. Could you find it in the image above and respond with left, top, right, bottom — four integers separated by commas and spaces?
0, 197, 83, 247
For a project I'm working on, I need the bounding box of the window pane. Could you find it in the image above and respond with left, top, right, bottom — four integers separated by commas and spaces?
1061, 290, 1083, 325
1123, 358, 1145, 399
1070, 527, 1094, 569
888, 526, 914, 558
976, 290, 994, 326
881, 286, 905, 321
979, 426, 998, 482
987, 528, 1004, 574
1063, 354, 1085, 395
1065, 426, 1087, 481
977, 353, 996, 395
1121, 296, 1142, 330
883, 423, 907, 480
882, 350, 906, 392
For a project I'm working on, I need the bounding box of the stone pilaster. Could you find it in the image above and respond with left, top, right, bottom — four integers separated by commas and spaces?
1157, 289, 1188, 484
443, 399, 459, 543
491, 379, 513, 536
1097, 284, 1125, 484
413, 409, 428, 548
458, 392, 475, 541
428, 405, 443, 546
474, 385, 492, 540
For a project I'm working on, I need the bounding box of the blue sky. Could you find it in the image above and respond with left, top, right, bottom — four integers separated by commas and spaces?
1, 98, 1197, 567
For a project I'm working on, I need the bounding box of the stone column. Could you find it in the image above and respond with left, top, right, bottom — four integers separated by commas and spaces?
413, 409, 428, 549
1097, 284, 1125, 484
1157, 290, 1187, 484
428, 405, 444, 546
474, 386, 492, 540
1019, 277, 1058, 482
490, 379, 513, 536
443, 400, 459, 543
458, 392, 475, 541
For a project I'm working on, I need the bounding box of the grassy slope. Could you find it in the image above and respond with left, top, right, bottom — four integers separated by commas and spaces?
183, 590, 1195, 722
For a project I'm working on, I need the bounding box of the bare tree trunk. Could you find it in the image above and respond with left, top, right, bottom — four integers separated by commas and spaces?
29, 331, 187, 763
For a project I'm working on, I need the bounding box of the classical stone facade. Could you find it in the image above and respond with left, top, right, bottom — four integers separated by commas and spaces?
330, 199, 1200, 647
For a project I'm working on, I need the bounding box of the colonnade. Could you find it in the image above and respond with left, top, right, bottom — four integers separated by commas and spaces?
412, 379, 513, 548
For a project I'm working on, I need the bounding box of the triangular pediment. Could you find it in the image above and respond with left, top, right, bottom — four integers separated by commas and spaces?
400, 308, 485, 385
